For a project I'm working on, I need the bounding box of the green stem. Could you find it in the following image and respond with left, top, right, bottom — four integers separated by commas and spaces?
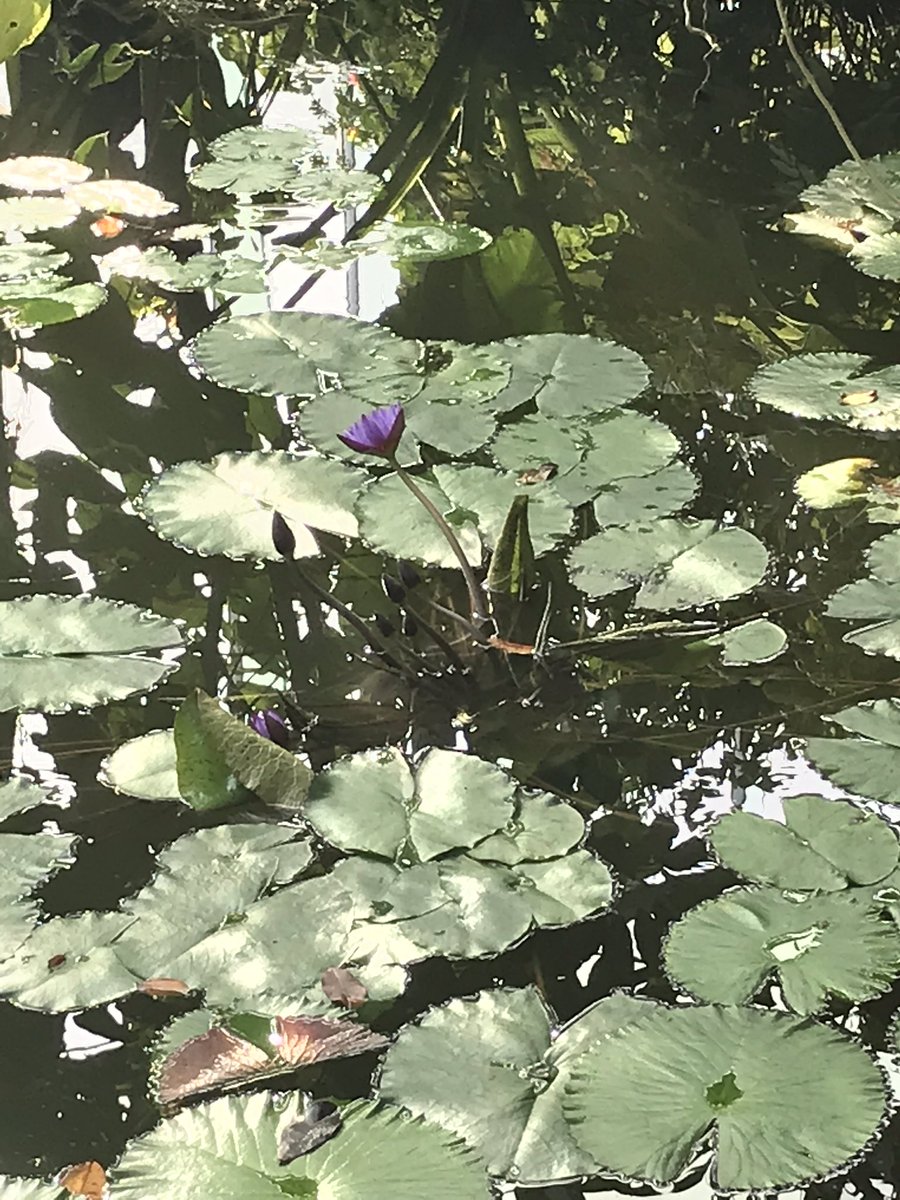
392, 463, 490, 625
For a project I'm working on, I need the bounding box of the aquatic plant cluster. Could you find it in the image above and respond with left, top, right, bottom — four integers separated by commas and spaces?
3, 3, 900, 1196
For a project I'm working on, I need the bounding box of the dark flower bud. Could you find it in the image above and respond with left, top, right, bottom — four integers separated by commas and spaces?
248, 708, 290, 748
271, 511, 296, 560
381, 574, 406, 605
401, 613, 418, 638
397, 560, 421, 590
373, 614, 396, 638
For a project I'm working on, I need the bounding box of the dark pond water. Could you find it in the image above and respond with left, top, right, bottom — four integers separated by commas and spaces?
3, 2, 900, 1196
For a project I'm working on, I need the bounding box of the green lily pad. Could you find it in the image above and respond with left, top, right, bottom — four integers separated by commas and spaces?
483, 333, 648, 421
354, 222, 492, 262
99, 729, 180, 801
0, 1178, 67, 1200
750, 353, 900, 431
0, 155, 90, 192
568, 519, 768, 608
140, 451, 364, 561
0, 196, 82, 233
1, 281, 106, 328
192, 312, 422, 402
0, 825, 312, 1011
304, 747, 514, 862
663, 885, 900, 1014
111, 1095, 489, 1200
434, 464, 572, 556
289, 167, 381, 207
66, 179, 177, 217
466, 791, 585, 865
0, 594, 183, 713
564, 1004, 887, 1190
0, 777, 54, 821
805, 699, 900, 803
710, 794, 898, 890
355, 473, 482, 569
794, 457, 876, 509
824, 530, 900, 658
379, 987, 656, 1184
190, 126, 319, 193
715, 618, 787, 665
592, 461, 700, 525
851, 231, 900, 282
493, 411, 679, 507
798, 153, 900, 222
0, 240, 70, 275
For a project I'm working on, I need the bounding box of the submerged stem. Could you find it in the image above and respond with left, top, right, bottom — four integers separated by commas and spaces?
392, 462, 490, 625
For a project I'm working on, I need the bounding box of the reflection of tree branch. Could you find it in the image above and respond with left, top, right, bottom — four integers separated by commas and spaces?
491, 80, 584, 332
199, 569, 228, 694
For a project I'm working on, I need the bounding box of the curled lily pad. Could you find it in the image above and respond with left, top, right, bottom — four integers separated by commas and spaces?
0, 155, 90, 192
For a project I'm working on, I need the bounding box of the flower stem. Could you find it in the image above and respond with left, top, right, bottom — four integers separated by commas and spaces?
392, 462, 490, 625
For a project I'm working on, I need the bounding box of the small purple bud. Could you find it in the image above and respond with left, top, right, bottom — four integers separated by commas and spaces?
248, 708, 290, 748
337, 403, 405, 458
381, 574, 406, 604
397, 560, 421, 590
271, 512, 296, 560
401, 613, 418, 638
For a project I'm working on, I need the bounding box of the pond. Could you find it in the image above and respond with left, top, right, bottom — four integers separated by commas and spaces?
2, 1, 900, 1197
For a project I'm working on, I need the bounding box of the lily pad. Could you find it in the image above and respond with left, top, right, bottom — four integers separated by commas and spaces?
304, 747, 514, 862
564, 1004, 887, 1190
0, 195, 82, 233
568, 519, 768, 608
140, 451, 364, 561
66, 179, 177, 217
750, 353, 900, 431
354, 222, 492, 262
289, 167, 382, 207
592, 461, 700, 525
483, 333, 648, 421
714, 618, 787, 665
355, 473, 483, 569
379, 987, 656, 1184
798, 153, 900, 222
0, 594, 183, 713
434, 464, 572, 556
99, 729, 180, 801
111, 1095, 489, 1200
711, 794, 898, 890
663, 885, 900, 1014
805, 699, 900, 803
0, 777, 54, 821
1, 281, 106, 328
192, 311, 422, 402
794, 457, 876, 509
190, 126, 319, 193
0, 155, 90, 192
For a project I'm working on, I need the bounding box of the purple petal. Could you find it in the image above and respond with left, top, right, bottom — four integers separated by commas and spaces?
337, 404, 405, 457
249, 709, 290, 748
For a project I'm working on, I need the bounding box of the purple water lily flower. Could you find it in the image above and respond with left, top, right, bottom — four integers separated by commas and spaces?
248, 708, 290, 748
338, 403, 405, 458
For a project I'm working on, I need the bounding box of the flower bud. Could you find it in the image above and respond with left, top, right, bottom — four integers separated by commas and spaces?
249, 708, 290, 748
397, 560, 421, 590
381, 574, 406, 605
373, 614, 396, 638
401, 613, 418, 638
271, 511, 296, 560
